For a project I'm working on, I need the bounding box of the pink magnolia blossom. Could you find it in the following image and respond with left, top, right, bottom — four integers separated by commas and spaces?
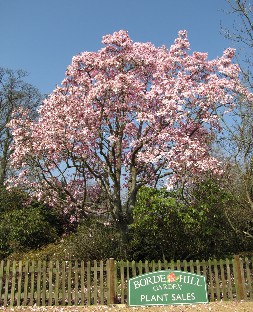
7, 30, 251, 225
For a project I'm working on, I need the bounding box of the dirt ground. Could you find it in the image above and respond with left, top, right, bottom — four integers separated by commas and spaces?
1, 301, 253, 312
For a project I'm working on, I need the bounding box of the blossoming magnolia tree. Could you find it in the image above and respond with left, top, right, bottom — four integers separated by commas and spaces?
8, 30, 250, 231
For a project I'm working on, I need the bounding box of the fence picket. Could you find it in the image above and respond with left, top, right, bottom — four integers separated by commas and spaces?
99, 260, 104, 304
208, 259, 214, 301
120, 260, 124, 304
41, 261, 47, 306
202, 259, 207, 278
219, 259, 227, 300
138, 260, 142, 275
183, 259, 187, 272
74, 260, 78, 305
24, 261, 29, 306
113, 259, 117, 304
67, 261, 72, 305
0, 261, 4, 304
36, 260, 41, 306
29, 260, 35, 306
48, 261, 53, 305
61, 261, 66, 306
93, 260, 98, 305
177, 261, 181, 271
213, 259, 220, 300
189, 260, 194, 273
10, 260, 16, 307
144, 260, 149, 273
17, 261, 22, 306
80, 261, 85, 305
239, 256, 247, 299
55, 260, 59, 305
225, 258, 233, 300
3, 260, 10, 306
233, 255, 244, 300
126, 260, 130, 286
87, 261, 91, 305
201, 260, 207, 299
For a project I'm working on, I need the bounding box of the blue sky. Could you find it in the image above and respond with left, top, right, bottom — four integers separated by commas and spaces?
1, 0, 235, 95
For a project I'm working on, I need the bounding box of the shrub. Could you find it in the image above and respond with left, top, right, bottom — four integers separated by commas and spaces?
66, 219, 124, 261
0, 186, 67, 259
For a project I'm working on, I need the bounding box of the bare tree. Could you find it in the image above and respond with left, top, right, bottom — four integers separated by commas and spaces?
223, 0, 253, 87
220, 0, 253, 238
0, 68, 42, 185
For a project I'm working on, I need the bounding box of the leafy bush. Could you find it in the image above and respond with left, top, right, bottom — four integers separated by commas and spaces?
130, 187, 188, 261
183, 179, 253, 258
0, 186, 27, 213
0, 203, 60, 259
0, 187, 63, 259
130, 184, 253, 261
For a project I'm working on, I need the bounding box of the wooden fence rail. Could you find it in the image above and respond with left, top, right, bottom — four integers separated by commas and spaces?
0, 255, 252, 307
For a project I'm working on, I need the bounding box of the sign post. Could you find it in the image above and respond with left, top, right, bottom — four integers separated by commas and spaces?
128, 270, 208, 306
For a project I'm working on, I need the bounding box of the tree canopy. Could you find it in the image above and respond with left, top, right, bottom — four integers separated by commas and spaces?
7, 30, 251, 230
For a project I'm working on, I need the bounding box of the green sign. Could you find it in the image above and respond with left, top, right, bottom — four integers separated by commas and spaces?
128, 270, 208, 306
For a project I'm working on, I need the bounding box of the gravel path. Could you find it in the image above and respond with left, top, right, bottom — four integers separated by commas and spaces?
1, 301, 253, 311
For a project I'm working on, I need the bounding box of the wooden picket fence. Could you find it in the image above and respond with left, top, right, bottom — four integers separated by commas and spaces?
0, 255, 253, 307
